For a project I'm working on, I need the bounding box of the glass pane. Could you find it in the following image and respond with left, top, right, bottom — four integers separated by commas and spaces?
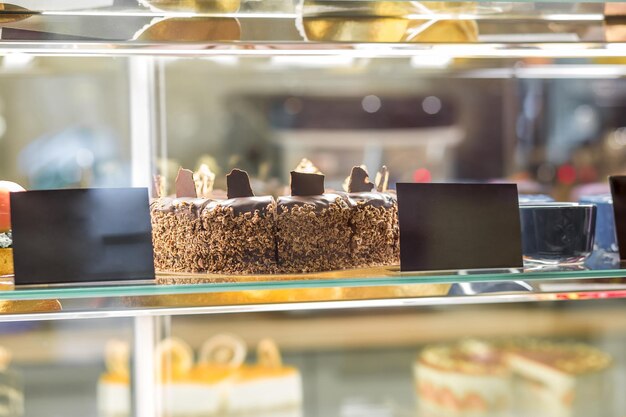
0, 57, 131, 189
0, 317, 133, 417
152, 299, 626, 417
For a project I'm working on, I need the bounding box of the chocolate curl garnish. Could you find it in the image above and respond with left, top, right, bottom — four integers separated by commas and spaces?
152, 174, 165, 198
194, 164, 216, 198
293, 158, 323, 175
175, 167, 197, 198
227, 169, 254, 199
375, 166, 389, 193
348, 166, 375, 193
291, 171, 324, 196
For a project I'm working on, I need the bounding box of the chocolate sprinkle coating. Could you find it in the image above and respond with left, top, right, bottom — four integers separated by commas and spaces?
348, 192, 398, 267
202, 197, 277, 274
276, 194, 352, 272
290, 171, 325, 196
227, 169, 255, 199
348, 166, 375, 193
175, 168, 197, 198
151, 197, 212, 273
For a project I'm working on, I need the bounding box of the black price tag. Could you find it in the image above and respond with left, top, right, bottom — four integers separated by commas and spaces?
609, 176, 626, 260
11, 188, 155, 285
397, 183, 523, 272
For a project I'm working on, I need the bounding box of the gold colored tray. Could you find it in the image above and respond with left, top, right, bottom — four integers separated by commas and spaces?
152, 266, 452, 306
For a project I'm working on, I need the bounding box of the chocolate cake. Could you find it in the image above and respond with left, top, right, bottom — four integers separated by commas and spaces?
151, 164, 401, 274
347, 166, 398, 267
201, 169, 277, 274
276, 171, 353, 272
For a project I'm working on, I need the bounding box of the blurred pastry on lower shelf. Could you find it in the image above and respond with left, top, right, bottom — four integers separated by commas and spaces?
508, 340, 612, 417
225, 339, 303, 416
415, 340, 511, 416
159, 335, 243, 416
414, 339, 613, 417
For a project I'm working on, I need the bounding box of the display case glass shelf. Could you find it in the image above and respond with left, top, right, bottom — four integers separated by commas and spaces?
0, 262, 625, 320
0, 1, 625, 51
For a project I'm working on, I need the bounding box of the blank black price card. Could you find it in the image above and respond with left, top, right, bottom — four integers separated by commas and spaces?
609, 176, 626, 260
397, 183, 523, 272
11, 188, 155, 285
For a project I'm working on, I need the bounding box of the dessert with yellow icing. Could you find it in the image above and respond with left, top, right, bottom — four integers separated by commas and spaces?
98, 335, 245, 417
159, 334, 245, 416
225, 339, 303, 415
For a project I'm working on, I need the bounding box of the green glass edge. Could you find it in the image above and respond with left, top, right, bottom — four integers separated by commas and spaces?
1, 268, 625, 301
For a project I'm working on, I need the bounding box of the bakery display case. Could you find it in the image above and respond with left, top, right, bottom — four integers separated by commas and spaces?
1, 0, 626, 416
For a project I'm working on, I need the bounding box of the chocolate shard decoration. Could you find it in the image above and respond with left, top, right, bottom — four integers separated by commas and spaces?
175, 167, 197, 198
227, 169, 255, 199
375, 166, 389, 193
348, 166, 375, 193
291, 171, 325, 196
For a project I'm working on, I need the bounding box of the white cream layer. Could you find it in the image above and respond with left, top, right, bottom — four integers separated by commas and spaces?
225, 374, 303, 413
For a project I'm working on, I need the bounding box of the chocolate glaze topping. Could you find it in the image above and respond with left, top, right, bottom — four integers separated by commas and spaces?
291, 171, 325, 196
152, 197, 212, 217
227, 169, 255, 199
348, 166, 375, 193
175, 168, 197, 198
349, 192, 395, 209
278, 193, 349, 213
210, 196, 274, 216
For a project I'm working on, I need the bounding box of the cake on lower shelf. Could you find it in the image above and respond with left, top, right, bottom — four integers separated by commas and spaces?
98, 335, 302, 417
225, 339, 302, 416
414, 339, 612, 417
158, 336, 241, 417
508, 340, 612, 417
415, 340, 511, 416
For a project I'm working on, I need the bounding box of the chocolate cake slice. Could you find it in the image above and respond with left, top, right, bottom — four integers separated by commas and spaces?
277, 171, 352, 272
151, 168, 214, 272
347, 166, 398, 267
201, 169, 276, 274
151, 197, 213, 273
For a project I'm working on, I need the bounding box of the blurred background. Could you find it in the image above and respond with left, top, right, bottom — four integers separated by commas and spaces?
1, 56, 626, 200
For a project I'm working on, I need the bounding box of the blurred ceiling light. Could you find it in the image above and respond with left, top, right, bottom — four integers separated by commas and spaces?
270, 56, 354, 68
422, 96, 442, 115
361, 95, 381, 113
410, 55, 452, 68
608, 127, 626, 150
201, 56, 239, 66
2, 53, 34, 71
